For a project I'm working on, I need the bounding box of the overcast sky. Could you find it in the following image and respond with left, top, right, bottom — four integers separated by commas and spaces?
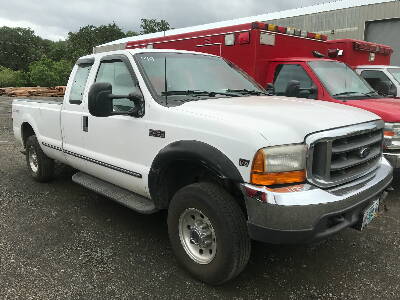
0, 0, 330, 40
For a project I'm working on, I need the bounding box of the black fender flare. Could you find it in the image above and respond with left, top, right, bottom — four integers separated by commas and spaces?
148, 140, 244, 208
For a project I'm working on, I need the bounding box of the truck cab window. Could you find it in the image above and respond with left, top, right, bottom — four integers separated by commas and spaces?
95, 60, 139, 112
360, 70, 396, 96
273, 64, 316, 98
69, 63, 92, 104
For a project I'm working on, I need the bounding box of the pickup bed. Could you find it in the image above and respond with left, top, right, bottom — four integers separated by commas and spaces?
13, 49, 393, 284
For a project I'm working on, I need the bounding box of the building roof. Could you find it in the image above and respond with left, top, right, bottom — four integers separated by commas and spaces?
100, 0, 395, 47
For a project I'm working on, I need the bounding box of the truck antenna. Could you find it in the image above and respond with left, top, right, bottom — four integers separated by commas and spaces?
164, 56, 168, 106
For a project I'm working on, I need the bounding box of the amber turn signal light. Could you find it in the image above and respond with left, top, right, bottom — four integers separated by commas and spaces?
251, 170, 306, 185
384, 130, 395, 137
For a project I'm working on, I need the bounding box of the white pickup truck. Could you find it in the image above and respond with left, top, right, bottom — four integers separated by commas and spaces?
356, 65, 400, 98
12, 49, 393, 284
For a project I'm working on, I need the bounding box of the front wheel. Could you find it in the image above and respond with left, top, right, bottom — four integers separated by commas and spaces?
25, 135, 54, 182
167, 182, 251, 285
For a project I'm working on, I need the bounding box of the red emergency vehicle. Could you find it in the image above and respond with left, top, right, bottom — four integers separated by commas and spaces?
95, 21, 400, 167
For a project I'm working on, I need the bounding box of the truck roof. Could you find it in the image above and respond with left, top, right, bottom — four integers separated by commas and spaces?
356, 65, 399, 69
82, 48, 218, 60
269, 57, 338, 62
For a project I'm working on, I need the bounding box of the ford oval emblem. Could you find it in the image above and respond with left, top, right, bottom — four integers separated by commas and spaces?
358, 147, 371, 159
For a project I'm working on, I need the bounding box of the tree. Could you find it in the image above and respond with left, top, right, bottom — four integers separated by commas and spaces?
140, 19, 171, 34
47, 40, 69, 62
0, 26, 44, 70
29, 58, 72, 87
0, 66, 27, 87
66, 23, 126, 62
125, 30, 139, 37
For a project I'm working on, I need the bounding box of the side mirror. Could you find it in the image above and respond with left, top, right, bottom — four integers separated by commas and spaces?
88, 82, 113, 117
389, 83, 397, 97
88, 82, 143, 117
298, 89, 311, 98
265, 83, 275, 95
374, 81, 392, 96
307, 85, 318, 99
285, 80, 300, 97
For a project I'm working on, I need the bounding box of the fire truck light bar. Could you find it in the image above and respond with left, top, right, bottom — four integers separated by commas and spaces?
251, 22, 327, 41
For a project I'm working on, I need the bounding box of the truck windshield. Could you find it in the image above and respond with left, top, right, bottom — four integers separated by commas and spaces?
134, 52, 265, 105
388, 68, 400, 84
308, 61, 379, 100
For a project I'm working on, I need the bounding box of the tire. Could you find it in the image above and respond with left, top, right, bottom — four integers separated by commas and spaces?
25, 135, 54, 182
167, 182, 251, 285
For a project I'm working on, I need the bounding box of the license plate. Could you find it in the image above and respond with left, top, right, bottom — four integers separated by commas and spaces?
361, 199, 380, 230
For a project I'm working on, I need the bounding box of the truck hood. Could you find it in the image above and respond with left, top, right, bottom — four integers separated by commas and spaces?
345, 98, 400, 122
179, 96, 379, 145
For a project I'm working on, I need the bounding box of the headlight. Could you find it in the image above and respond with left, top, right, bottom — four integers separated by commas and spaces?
384, 123, 395, 137
251, 144, 307, 185
384, 123, 400, 149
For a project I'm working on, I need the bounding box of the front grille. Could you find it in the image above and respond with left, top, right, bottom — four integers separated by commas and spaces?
307, 121, 384, 188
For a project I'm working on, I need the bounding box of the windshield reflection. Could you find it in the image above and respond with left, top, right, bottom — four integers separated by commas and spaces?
309, 61, 377, 100
135, 52, 265, 105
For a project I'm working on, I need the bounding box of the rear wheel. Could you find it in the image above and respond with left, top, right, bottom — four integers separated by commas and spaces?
25, 135, 54, 182
168, 182, 251, 285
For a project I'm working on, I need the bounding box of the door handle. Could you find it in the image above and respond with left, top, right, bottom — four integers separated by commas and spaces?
83, 116, 88, 132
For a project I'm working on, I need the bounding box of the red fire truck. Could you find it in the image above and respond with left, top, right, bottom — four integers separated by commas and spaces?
95, 21, 400, 167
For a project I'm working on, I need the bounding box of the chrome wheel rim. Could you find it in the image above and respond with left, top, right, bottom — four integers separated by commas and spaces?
28, 146, 39, 173
178, 208, 217, 264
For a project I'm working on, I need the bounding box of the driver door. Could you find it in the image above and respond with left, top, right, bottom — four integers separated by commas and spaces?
80, 54, 148, 196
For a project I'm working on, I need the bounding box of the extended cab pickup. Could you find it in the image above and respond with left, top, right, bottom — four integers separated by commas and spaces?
12, 49, 393, 284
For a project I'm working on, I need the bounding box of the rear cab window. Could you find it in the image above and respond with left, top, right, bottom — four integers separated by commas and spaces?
69, 58, 94, 105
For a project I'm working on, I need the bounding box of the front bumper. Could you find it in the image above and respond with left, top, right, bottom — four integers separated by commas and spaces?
241, 158, 393, 244
384, 151, 400, 168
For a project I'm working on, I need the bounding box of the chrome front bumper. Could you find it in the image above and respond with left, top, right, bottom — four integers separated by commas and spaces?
241, 158, 393, 244
384, 151, 400, 168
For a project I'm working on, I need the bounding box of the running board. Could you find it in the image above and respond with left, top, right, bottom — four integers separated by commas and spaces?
72, 172, 157, 214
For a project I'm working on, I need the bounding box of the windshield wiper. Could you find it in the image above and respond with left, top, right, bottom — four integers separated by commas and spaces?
161, 90, 240, 97
362, 91, 379, 97
332, 91, 361, 97
225, 89, 268, 96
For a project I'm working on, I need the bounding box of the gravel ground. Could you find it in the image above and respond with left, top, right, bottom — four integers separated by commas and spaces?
0, 96, 399, 299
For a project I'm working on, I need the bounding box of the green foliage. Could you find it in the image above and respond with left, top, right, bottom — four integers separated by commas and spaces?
47, 40, 69, 61
29, 58, 72, 87
0, 66, 28, 87
67, 23, 126, 61
0, 19, 170, 87
125, 30, 139, 37
140, 19, 171, 34
0, 26, 44, 71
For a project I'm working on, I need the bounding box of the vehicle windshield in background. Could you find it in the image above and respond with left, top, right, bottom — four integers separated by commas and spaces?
308, 61, 379, 100
134, 52, 265, 105
388, 68, 400, 84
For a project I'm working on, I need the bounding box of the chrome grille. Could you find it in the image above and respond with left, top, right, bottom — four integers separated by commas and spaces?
306, 121, 384, 188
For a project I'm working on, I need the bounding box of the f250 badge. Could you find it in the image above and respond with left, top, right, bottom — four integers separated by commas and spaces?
149, 129, 166, 138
